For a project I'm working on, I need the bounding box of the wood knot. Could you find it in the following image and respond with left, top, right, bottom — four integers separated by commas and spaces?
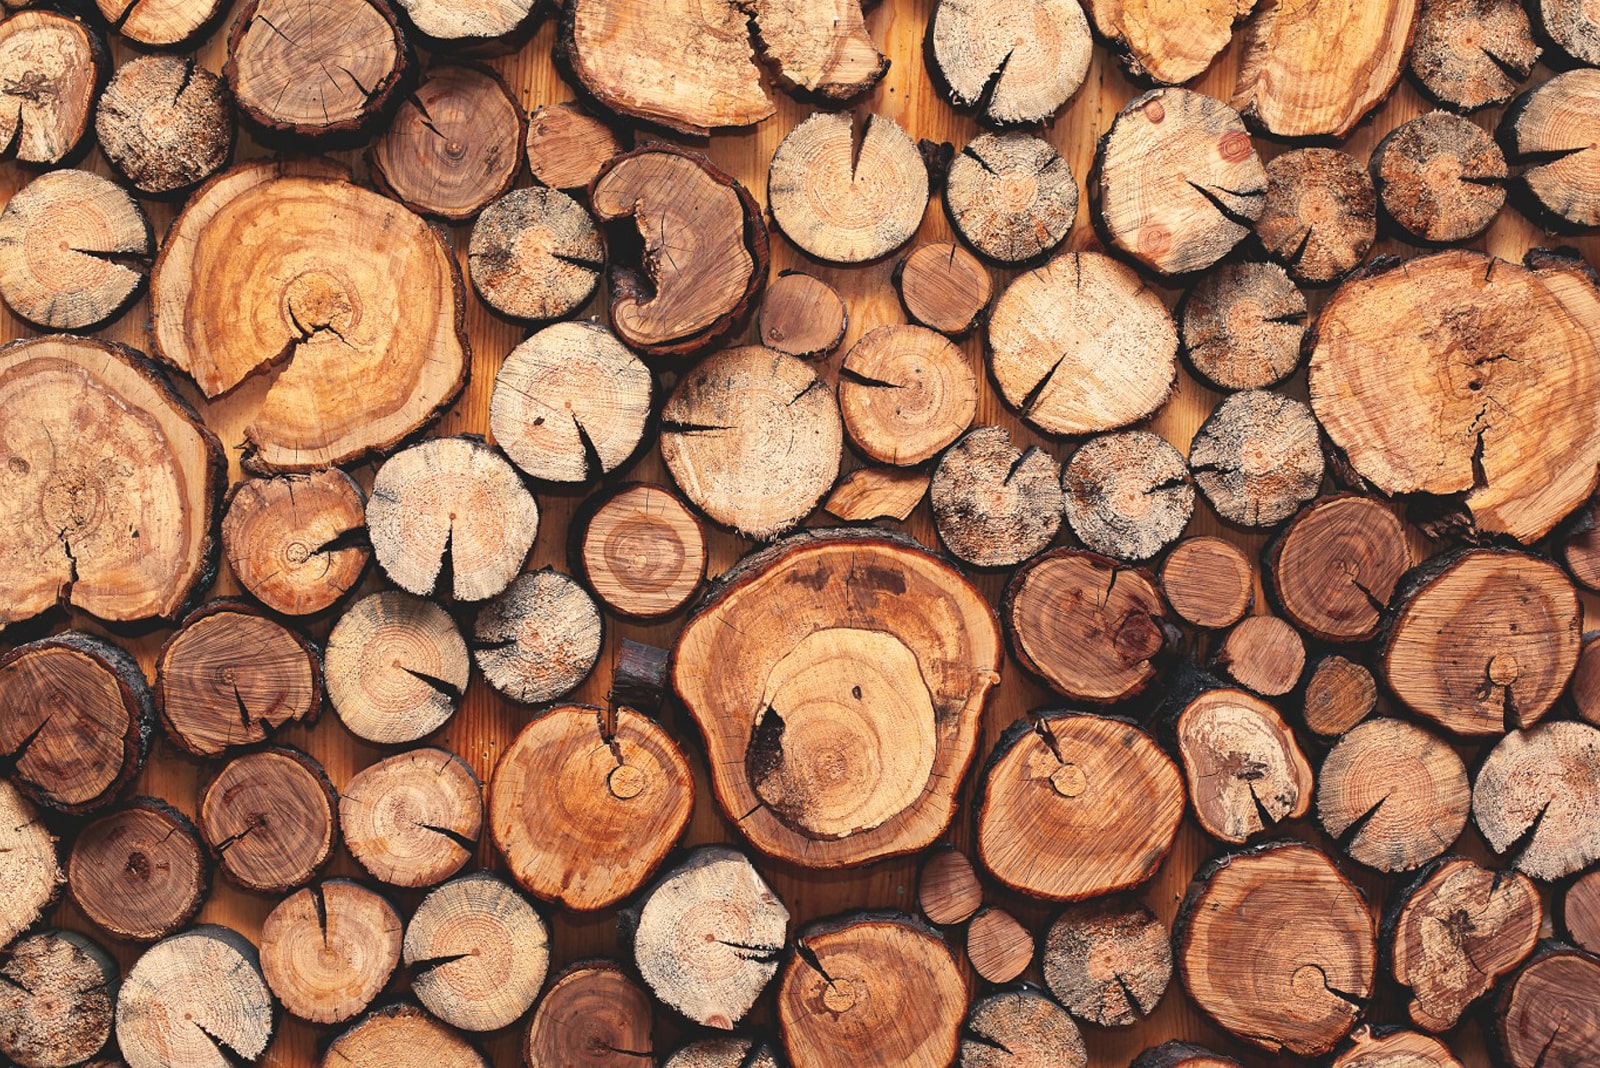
607, 763, 646, 800
1050, 763, 1087, 798
1488, 654, 1520, 687
1220, 131, 1253, 162
821, 978, 859, 1013
1142, 99, 1166, 123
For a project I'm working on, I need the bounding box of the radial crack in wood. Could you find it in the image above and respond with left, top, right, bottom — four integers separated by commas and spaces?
115, 925, 275, 1068
1318, 717, 1469, 872
1255, 148, 1377, 286
929, 0, 1092, 125
222, 470, 369, 617
1473, 720, 1600, 881
1174, 686, 1312, 843
261, 880, 402, 1025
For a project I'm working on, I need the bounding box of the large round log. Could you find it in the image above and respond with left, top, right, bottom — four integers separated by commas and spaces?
115, 926, 275, 1068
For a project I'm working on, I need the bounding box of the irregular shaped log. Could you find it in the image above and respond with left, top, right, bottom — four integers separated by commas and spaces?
1538, 0, 1600, 66
96, 55, 233, 198
576, 483, 706, 620
1381, 549, 1581, 735
1086, 0, 1254, 83
1332, 1027, 1464, 1068
390, 0, 540, 52
472, 570, 602, 705
68, 799, 205, 943
1309, 249, 1600, 542
1062, 430, 1193, 562
1319, 718, 1469, 871
1411, 0, 1537, 112
1130, 1043, 1240, 1068
370, 65, 524, 221
1042, 897, 1171, 1027
468, 187, 602, 321
261, 880, 402, 1025
525, 102, 623, 191
0, 337, 223, 627
1174, 685, 1312, 842
0, 12, 103, 165
988, 251, 1178, 436
1178, 261, 1306, 391
978, 714, 1184, 900
1576, 635, 1600, 727
1255, 148, 1378, 285
759, 272, 848, 359
928, 0, 1092, 124
961, 986, 1086, 1068
778, 913, 965, 1068
945, 132, 1077, 264
665, 1037, 781, 1068
1232, 0, 1419, 138
1177, 842, 1375, 1057
918, 847, 982, 927
750, 0, 886, 100
1565, 870, 1600, 954
966, 907, 1033, 984
675, 530, 1001, 868
1500, 70, 1600, 230
222, 470, 369, 617
0, 168, 149, 331
155, 601, 322, 759
152, 160, 469, 472
1160, 536, 1254, 630
1093, 88, 1266, 277
325, 1003, 488, 1068
840, 324, 977, 466
224, 0, 407, 142
1190, 390, 1325, 529
1388, 855, 1541, 1031
1495, 943, 1600, 1068
661, 346, 841, 541
931, 427, 1063, 569
1006, 550, 1166, 704
367, 436, 540, 602
1214, 615, 1305, 696
491, 705, 693, 909
1559, 497, 1600, 592
115, 926, 275, 1068
1267, 495, 1408, 643
0, 780, 58, 952
325, 591, 469, 745
197, 746, 337, 894
824, 467, 929, 522
341, 747, 481, 888
1372, 112, 1507, 243
769, 112, 928, 264
591, 146, 768, 356
96, 0, 227, 49
404, 873, 549, 1032
626, 846, 788, 1029
0, 929, 117, 1068
897, 241, 991, 336
1474, 720, 1600, 880
609, 639, 672, 714
524, 961, 654, 1068
1303, 656, 1378, 738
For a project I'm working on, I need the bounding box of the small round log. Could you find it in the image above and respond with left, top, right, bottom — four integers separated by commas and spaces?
1178, 261, 1306, 392
1500, 70, 1600, 230
931, 426, 1063, 569
1159, 536, 1254, 630
759, 272, 848, 359
1474, 721, 1600, 880
1267, 494, 1409, 643
114, 926, 275, 1068
0, 929, 118, 1068
945, 132, 1077, 264
576, 483, 706, 620
525, 102, 623, 191
0, 12, 103, 165
1495, 943, 1600, 1068
1042, 896, 1172, 1027
928, 0, 1091, 125
96, 0, 227, 50
404, 872, 549, 1033
919, 848, 982, 927
897, 241, 991, 337
95, 55, 233, 198
1175, 686, 1313, 843
1190, 390, 1325, 529
961, 986, 1085, 1068
1214, 615, 1306, 697
260, 880, 402, 1025
341, 747, 481, 889
1062, 430, 1193, 562
840, 324, 977, 467
1319, 718, 1469, 871
471, 569, 603, 705
1372, 111, 1507, 243
1411, 0, 1538, 112
524, 961, 654, 1068
468, 187, 602, 322
1302, 655, 1377, 738
324, 1003, 487, 1068
68, 798, 206, 943
222, 470, 369, 617
197, 746, 337, 894
966, 907, 1033, 985
1254, 148, 1377, 285
325, 591, 469, 745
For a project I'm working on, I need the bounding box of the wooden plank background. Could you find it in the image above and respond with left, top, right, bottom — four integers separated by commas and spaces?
4, 1, 1599, 1065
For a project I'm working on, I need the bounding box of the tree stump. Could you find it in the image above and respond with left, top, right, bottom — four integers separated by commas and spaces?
0, 929, 117, 1068
1495, 944, 1600, 1068
966, 907, 1033, 985
576, 483, 706, 620
961, 986, 1086, 1068
0, 12, 103, 165
1303, 656, 1378, 738
325, 1003, 488, 1068
471, 569, 602, 705
115, 926, 275, 1068
68, 799, 205, 944
341, 747, 481, 888
1332, 1027, 1464, 1068
674, 530, 1001, 868
1042, 897, 1172, 1027
1160, 537, 1254, 630
759, 272, 848, 359
1500, 70, 1600, 230
1267, 495, 1408, 643
1178, 261, 1306, 391
824, 467, 930, 522
930, 427, 1063, 569
325, 591, 469, 745
1189, 390, 1325, 529
840, 324, 977, 466
468, 187, 602, 322
403, 872, 549, 1032
0, 780, 58, 953
96, 55, 233, 198
1372, 112, 1507, 243
1474, 721, 1600, 880
1254, 147, 1378, 285
1319, 718, 1469, 871
928, 0, 1092, 124
1085, 0, 1254, 83
1411, 0, 1538, 112
945, 132, 1077, 264
389, 0, 540, 53
197, 746, 337, 894
222, 470, 369, 617
1062, 430, 1193, 562
1174, 685, 1312, 843
1214, 615, 1305, 696
897, 241, 991, 337
525, 102, 624, 191
96, 0, 227, 49
260, 880, 402, 1025
978, 714, 1184, 900
524, 961, 654, 1068
919, 848, 983, 927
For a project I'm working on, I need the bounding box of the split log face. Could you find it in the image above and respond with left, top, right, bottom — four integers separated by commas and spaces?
1566, 871, 1600, 954
759, 272, 848, 359
224, 0, 407, 142
665, 1037, 781, 1068
1175, 687, 1312, 843
525, 103, 623, 191
965, 907, 1033, 984
825, 466, 929, 522
929, 0, 1092, 125
96, 0, 227, 50
1159, 536, 1254, 630
1411, 0, 1538, 112
68, 799, 206, 943
490, 704, 694, 910
961, 986, 1086, 1068
115, 925, 275, 1068
768, 112, 928, 264
1086, 0, 1254, 83
0, 12, 102, 165
0, 928, 117, 1068
155, 601, 322, 759
897, 241, 991, 337
977, 714, 1184, 901
152, 161, 469, 473
1255, 148, 1378, 286
749, 0, 887, 100
561, 0, 773, 136
918, 847, 983, 926
1190, 390, 1325, 529
1389, 856, 1541, 1032
325, 591, 470, 745
1311, 250, 1600, 542
222, 471, 369, 617
1062, 430, 1194, 562
467, 187, 602, 321
1042, 897, 1172, 1027
0, 633, 153, 814
591, 146, 769, 356
96, 55, 233, 198
1381, 549, 1581, 736
390, 0, 539, 50
1495, 944, 1600, 1068
1332, 1027, 1464, 1068
370, 65, 524, 221
1540, 0, 1600, 65
490, 322, 651, 484
1215, 615, 1304, 696
472, 570, 603, 704
0, 336, 223, 627
987, 252, 1178, 436
1319, 718, 1469, 872
0, 169, 149, 330
1231, 0, 1419, 138
1474, 720, 1600, 880
1303, 656, 1377, 738
628, 846, 789, 1029
661, 346, 841, 541
325, 1003, 488, 1068
1177, 842, 1375, 1058
1268, 495, 1408, 643
341, 747, 481, 888
1130, 1043, 1240, 1068
577, 483, 707, 620
840, 324, 977, 466
945, 132, 1077, 264
0, 780, 58, 952
260, 880, 402, 1025
198, 747, 337, 895
524, 961, 654, 1068
931, 427, 1063, 569
1006, 550, 1166, 704
675, 530, 1001, 868
367, 436, 540, 602
1501, 70, 1600, 230
1178, 261, 1306, 392
404, 872, 550, 1032
777, 914, 965, 1068
1372, 112, 1507, 243
1094, 88, 1266, 277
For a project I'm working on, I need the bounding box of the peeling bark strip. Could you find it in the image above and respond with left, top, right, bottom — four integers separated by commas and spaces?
115, 925, 275, 1068
68, 799, 206, 943
1411, 0, 1537, 112
340, 747, 481, 889
962, 986, 1087, 1068
197, 747, 336, 895
222, 470, 370, 617
1087, 0, 1254, 84
404, 873, 549, 1032
1500, 70, 1600, 230
0, 928, 118, 1068
0, 11, 103, 166
1255, 148, 1377, 286
525, 962, 653, 1068
97, 56, 234, 198
325, 591, 469, 746
260, 880, 401, 1025
1494, 943, 1600, 1068
929, 0, 1092, 124
1043, 897, 1173, 1027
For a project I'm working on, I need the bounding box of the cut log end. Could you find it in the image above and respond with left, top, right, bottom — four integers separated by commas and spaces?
69, 799, 205, 944
1255, 148, 1377, 285
1063, 430, 1194, 562
1190, 390, 1325, 529
325, 1003, 488, 1068
261, 880, 402, 1025
897, 242, 991, 336
962, 986, 1086, 1068
1411, 0, 1538, 111
1268, 495, 1408, 643
0, 12, 102, 165
1474, 721, 1600, 881
115, 926, 275, 1068
1319, 718, 1469, 872
525, 962, 653, 1068
1302, 656, 1377, 738
1215, 615, 1306, 697
1373, 112, 1507, 243
341, 747, 482, 889
326, 591, 469, 746
1177, 687, 1312, 843
932, 427, 1063, 569
841, 324, 978, 467
404, 873, 549, 1033
1179, 261, 1307, 391
759, 272, 848, 359
1495, 944, 1600, 1068
946, 132, 1078, 264
930, 0, 1092, 124
1043, 897, 1172, 1027
526, 103, 624, 191
966, 907, 1033, 985
919, 848, 983, 927
472, 570, 603, 705
97, 55, 233, 197
198, 747, 337, 895
222, 470, 369, 617
0, 929, 118, 1068
1160, 536, 1254, 630
577, 483, 706, 620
